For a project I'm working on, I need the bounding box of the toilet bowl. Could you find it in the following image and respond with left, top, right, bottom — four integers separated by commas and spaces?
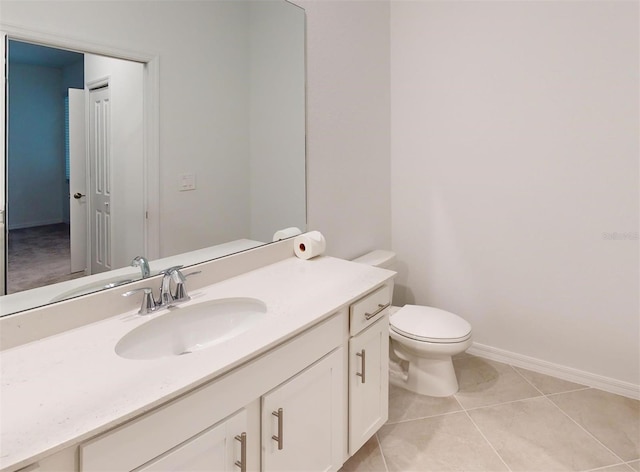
353, 250, 472, 397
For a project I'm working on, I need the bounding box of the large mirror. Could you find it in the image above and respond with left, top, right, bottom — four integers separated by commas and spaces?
0, 0, 306, 316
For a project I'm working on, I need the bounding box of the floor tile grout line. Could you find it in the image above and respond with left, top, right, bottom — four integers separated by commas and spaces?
471, 355, 599, 399
544, 395, 628, 466
387, 393, 551, 425
462, 394, 545, 413
452, 392, 466, 411
385, 408, 465, 425
544, 387, 593, 398
509, 364, 547, 396
586, 461, 635, 471
461, 408, 513, 472
374, 432, 390, 472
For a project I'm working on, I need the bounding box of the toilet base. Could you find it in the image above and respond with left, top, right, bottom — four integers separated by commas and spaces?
389, 335, 472, 397
389, 354, 459, 397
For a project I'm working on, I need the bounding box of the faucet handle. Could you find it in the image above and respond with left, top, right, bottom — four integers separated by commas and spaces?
123, 287, 158, 315
173, 270, 201, 302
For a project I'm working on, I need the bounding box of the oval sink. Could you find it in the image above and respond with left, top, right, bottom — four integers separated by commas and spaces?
115, 297, 267, 360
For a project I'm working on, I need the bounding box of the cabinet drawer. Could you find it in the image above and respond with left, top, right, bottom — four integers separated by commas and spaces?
349, 284, 391, 336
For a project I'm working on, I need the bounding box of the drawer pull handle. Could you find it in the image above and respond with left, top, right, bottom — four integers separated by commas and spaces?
272, 408, 284, 450
234, 432, 247, 472
365, 302, 390, 320
356, 349, 366, 383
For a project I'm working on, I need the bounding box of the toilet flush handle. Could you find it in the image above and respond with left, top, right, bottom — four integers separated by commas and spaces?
365, 302, 390, 320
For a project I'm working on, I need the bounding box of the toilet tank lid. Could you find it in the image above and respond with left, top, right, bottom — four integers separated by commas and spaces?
352, 250, 396, 268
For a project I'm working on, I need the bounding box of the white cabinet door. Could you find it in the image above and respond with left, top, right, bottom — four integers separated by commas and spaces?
348, 316, 389, 455
262, 348, 344, 472
137, 409, 247, 472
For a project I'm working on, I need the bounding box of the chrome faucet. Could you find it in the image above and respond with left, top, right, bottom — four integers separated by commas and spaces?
123, 265, 200, 314
131, 256, 151, 278
159, 266, 184, 306
160, 266, 202, 306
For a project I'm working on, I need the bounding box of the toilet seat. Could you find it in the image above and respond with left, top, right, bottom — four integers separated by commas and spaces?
390, 305, 472, 344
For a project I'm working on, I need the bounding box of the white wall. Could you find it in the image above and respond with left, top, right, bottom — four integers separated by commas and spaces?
154, 2, 252, 256
391, 1, 639, 386
249, 1, 306, 243
297, 0, 391, 259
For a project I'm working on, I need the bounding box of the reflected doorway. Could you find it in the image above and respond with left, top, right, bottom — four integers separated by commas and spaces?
6, 40, 84, 293
4, 39, 146, 294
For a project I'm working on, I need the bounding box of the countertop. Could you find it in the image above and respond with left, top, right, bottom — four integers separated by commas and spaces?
0, 256, 394, 472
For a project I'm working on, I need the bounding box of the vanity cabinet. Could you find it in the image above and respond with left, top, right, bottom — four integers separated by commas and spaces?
78, 313, 346, 472
347, 284, 390, 455
262, 348, 343, 472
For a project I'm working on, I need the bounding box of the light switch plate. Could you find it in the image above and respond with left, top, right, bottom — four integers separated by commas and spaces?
179, 173, 196, 191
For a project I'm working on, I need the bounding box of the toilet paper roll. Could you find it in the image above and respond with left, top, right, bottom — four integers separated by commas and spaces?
293, 231, 326, 260
272, 227, 302, 242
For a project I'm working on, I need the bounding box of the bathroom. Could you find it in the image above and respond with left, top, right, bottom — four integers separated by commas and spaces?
0, 1, 638, 471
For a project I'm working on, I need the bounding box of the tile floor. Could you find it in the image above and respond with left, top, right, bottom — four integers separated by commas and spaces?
341, 354, 640, 472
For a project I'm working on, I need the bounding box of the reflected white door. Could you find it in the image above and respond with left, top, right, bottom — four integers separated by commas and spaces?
69, 88, 87, 274
85, 55, 145, 270
89, 86, 112, 274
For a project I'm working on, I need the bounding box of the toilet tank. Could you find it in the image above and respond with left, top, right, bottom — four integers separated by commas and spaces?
352, 250, 397, 305
352, 250, 397, 270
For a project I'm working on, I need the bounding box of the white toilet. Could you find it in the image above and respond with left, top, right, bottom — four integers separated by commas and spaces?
353, 250, 472, 397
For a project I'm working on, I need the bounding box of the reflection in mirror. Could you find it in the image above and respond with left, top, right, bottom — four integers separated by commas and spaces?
0, 0, 306, 317
5, 41, 86, 296
6, 40, 146, 293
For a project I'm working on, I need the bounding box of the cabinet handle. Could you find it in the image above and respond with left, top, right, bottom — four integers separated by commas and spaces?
356, 349, 366, 384
272, 408, 284, 450
365, 302, 390, 320
234, 432, 247, 472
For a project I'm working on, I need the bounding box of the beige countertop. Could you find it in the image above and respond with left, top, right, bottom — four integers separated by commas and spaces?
0, 255, 394, 472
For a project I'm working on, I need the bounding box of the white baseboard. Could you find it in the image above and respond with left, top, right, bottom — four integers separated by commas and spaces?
8, 219, 66, 231
467, 342, 640, 400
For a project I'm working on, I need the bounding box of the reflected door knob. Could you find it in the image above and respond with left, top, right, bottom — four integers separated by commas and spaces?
73, 192, 85, 199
